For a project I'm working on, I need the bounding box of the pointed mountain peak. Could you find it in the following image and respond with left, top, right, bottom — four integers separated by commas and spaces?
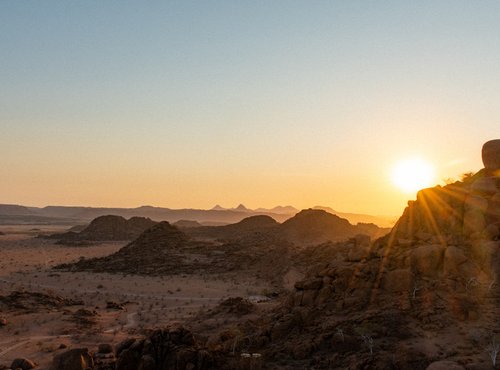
211, 204, 226, 211
235, 204, 249, 211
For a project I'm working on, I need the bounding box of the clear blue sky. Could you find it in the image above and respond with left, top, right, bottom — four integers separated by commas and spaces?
1, 1, 499, 215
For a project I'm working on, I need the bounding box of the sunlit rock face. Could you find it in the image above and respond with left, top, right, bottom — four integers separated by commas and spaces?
286, 140, 500, 312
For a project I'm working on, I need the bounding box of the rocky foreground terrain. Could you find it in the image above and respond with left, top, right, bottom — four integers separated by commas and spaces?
0, 140, 499, 370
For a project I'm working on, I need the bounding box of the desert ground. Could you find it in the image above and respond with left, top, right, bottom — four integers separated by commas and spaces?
0, 226, 275, 369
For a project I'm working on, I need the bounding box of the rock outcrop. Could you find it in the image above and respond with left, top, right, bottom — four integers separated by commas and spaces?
186, 215, 279, 241
51, 348, 94, 370
278, 209, 387, 245
186, 211, 389, 245
482, 139, 500, 171
49, 215, 157, 242
114, 327, 224, 370
10, 358, 36, 370
0, 291, 83, 311
57, 222, 207, 275
224, 140, 500, 369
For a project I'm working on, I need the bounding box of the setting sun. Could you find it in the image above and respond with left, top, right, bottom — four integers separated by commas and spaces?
392, 158, 435, 193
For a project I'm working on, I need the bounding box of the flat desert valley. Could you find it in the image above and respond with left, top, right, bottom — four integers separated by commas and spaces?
0, 225, 276, 369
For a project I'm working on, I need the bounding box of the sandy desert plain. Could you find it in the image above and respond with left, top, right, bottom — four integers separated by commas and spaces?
0, 224, 277, 369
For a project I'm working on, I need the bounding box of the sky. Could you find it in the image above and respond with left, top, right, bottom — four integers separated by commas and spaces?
1, 1, 499, 216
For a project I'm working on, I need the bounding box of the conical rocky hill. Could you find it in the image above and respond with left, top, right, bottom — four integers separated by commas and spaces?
50, 215, 157, 242
59, 222, 198, 275
279, 209, 385, 245
186, 215, 279, 240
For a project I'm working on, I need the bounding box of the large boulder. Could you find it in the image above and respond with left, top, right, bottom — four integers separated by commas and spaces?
347, 243, 369, 262
51, 348, 94, 370
97, 343, 113, 354
463, 195, 489, 236
10, 358, 36, 370
410, 244, 444, 277
443, 246, 468, 276
381, 269, 412, 292
482, 139, 500, 170
471, 177, 498, 196
115, 328, 219, 370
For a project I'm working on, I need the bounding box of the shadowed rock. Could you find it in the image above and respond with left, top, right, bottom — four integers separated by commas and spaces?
52, 348, 93, 370
49, 215, 157, 242
482, 139, 500, 170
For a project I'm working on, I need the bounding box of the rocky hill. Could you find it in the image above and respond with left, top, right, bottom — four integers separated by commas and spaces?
49, 215, 157, 242
56, 222, 229, 275
278, 209, 389, 245
186, 215, 280, 240
186, 211, 388, 245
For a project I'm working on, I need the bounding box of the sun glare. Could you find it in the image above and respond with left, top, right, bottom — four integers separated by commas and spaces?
391, 158, 435, 193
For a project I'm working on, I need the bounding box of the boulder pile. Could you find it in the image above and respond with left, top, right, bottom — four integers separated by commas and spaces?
225, 139, 500, 369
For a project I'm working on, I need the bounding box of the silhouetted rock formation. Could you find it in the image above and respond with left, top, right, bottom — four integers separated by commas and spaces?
278, 209, 386, 245
234, 204, 249, 211
187, 212, 388, 245
482, 139, 500, 170
187, 215, 279, 240
49, 215, 157, 242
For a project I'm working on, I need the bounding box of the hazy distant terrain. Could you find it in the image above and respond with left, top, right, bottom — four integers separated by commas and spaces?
0, 203, 396, 228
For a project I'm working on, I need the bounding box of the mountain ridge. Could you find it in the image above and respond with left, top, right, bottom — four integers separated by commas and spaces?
0, 203, 395, 228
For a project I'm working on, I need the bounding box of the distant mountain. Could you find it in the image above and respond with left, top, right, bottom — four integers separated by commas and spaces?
313, 206, 396, 228
0, 204, 38, 216
255, 205, 299, 214
0, 203, 395, 228
173, 220, 203, 228
234, 204, 249, 211
210, 205, 226, 211
0, 204, 291, 225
